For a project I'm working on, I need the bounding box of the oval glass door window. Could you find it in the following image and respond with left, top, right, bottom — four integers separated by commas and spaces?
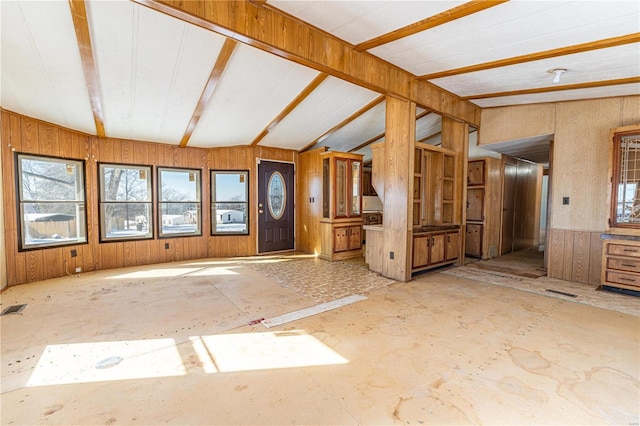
268, 172, 286, 219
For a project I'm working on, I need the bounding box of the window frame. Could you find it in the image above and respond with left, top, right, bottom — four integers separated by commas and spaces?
98, 162, 154, 243
211, 170, 250, 236
15, 153, 88, 251
610, 128, 640, 229
157, 166, 203, 238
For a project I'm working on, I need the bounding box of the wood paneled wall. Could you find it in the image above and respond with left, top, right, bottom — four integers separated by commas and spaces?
479, 95, 640, 284
509, 157, 542, 251
296, 148, 326, 255
1, 110, 297, 285
547, 229, 602, 285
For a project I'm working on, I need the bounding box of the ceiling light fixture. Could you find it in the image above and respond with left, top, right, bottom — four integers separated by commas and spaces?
548, 68, 567, 84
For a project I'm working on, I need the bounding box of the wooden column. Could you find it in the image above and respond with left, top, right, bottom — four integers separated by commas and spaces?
382, 96, 415, 282
441, 117, 469, 263
0, 113, 6, 289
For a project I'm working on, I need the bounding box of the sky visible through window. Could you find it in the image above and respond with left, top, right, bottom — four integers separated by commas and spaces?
215, 173, 246, 201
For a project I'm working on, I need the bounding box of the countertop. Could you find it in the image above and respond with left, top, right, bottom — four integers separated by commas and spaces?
413, 225, 460, 234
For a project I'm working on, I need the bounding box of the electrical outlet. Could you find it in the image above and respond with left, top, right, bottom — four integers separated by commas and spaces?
165, 242, 170, 249
75, 267, 82, 273
563, 196, 570, 205
70, 249, 77, 257
389, 251, 394, 260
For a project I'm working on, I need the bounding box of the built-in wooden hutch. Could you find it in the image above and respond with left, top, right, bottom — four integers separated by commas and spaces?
296, 148, 364, 261
365, 141, 461, 275
319, 151, 364, 260
601, 124, 640, 293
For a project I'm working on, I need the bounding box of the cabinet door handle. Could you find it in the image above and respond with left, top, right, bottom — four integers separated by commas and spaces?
621, 263, 637, 268
623, 249, 637, 252
620, 277, 636, 282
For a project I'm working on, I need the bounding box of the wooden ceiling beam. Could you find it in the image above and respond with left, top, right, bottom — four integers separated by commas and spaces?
421, 33, 640, 80
462, 76, 640, 100
301, 95, 385, 152
251, 73, 328, 147
354, 0, 509, 52
68, 0, 106, 138
180, 38, 237, 147
131, 0, 480, 126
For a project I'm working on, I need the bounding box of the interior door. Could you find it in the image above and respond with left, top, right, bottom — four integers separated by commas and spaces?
501, 163, 517, 255
257, 160, 295, 253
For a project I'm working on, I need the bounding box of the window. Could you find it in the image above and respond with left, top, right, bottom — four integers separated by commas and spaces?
211, 171, 249, 235
611, 129, 640, 227
16, 154, 87, 250
99, 164, 153, 241
158, 167, 201, 237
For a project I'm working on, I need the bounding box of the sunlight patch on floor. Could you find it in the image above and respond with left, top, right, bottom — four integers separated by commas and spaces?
27, 339, 184, 387
197, 330, 349, 372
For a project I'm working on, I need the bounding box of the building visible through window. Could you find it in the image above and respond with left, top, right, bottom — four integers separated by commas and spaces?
211, 171, 249, 235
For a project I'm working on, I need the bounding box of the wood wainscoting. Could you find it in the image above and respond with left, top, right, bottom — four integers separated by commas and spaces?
547, 228, 603, 285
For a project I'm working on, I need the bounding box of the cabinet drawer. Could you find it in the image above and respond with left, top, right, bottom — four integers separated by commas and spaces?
607, 257, 640, 273
607, 243, 640, 258
606, 270, 640, 288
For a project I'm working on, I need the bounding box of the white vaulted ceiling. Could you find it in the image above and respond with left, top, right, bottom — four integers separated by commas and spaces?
1, 0, 639, 156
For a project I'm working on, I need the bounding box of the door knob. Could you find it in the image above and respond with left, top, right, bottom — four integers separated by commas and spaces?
259, 209, 264, 214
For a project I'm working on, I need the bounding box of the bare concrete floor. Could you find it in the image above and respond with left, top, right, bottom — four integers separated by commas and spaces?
1, 255, 639, 425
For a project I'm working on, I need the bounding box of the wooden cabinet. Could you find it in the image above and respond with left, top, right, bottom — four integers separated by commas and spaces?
465, 157, 502, 259
601, 239, 640, 291
466, 188, 484, 222
323, 153, 362, 219
334, 225, 361, 252
467, 160, 485, 185
465, 223, 483, 257
412, 229, 459, 272
320, 151, 364, 261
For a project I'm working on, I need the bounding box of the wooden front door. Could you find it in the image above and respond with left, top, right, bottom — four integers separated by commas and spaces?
501, 163, 517, 255
257, 160, 295, 253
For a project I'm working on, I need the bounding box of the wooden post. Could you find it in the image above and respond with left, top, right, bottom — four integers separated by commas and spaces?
382, 96, 415, 281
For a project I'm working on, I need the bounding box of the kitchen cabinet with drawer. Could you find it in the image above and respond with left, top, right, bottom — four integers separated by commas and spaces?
412, 228, 459, 273
601, 239, 640, 291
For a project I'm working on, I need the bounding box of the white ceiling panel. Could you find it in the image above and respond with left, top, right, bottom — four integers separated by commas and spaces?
471, 83, 640, 108
416, 113, 442, 142
267, 1, 465, 45
354, 138, 384, 165
434, 43, 640, 97
188, 44, 320, 148
260, 76, 380, 150
314, 101, 386, 152
0, 1, 96, 134
87, 0, 226, 143
370, 1, 640, 76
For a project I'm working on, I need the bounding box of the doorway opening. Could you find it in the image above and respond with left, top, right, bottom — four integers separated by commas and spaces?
465, 133, 553, 276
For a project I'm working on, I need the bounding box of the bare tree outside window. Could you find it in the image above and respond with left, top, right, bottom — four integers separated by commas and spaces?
99, 164, 153, 241
17, 154, 87, 250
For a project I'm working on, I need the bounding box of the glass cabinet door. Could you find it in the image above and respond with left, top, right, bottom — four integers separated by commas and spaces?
351, 160, 361, 216
335, 159, 347, 217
